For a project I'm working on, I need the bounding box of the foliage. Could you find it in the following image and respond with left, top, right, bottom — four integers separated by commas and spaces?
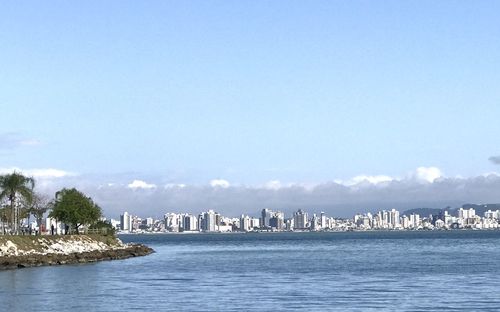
49, 188, 102, 234
0, 172, 35, 234
89, 220, 116, 235
0, 206, 12, 223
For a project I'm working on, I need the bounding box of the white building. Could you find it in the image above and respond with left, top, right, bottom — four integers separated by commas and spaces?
120, 212, 132, 232
261, 208, 274, 228
201, 210, 218, 232
164, 213, 181, 232
183, 214, 198, 231
320, 212, 327, 229
293, 209, 308, 230
409, 214, 420, 229
390, 209, 400, 228
484, 210, 500, 219
251, 218, 260, 229
240, 215, 251, 232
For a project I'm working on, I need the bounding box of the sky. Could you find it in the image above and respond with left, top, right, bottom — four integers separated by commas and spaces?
1, 1, 500, 218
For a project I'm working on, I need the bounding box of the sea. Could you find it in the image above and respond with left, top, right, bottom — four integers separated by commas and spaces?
1, 231, 500, 311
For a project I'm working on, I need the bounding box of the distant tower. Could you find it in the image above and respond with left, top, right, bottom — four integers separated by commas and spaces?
201, 210, 218, 232
120, 212, 130, 231
240, 215, 251, 232
261, 208, 274, 228
320, 212, 326, 229
293, 209, 308, 230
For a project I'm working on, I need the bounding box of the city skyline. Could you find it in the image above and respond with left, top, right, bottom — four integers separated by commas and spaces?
112, 204, 500, 234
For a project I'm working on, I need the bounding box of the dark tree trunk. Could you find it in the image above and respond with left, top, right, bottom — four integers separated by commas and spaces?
36, 217, 43, 235
10, 193, 16, 235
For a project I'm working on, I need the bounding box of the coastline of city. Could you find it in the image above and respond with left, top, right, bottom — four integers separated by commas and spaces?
113, 204, 500, 235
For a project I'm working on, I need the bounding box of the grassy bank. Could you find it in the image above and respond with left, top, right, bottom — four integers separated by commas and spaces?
0, 234, 124, 256
0, 234, 154, 270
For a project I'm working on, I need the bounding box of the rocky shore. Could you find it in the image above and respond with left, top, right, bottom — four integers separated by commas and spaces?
0, 235, 154, 270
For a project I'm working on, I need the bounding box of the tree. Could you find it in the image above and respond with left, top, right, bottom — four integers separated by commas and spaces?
28, 193, 52, 235
0, 206, 10, 235
0, 172, 35, 235
49, 188, 102, 234
89, 220, 116, 235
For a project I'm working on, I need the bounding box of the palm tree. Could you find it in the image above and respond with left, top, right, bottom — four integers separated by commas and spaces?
0, 172, 35, 235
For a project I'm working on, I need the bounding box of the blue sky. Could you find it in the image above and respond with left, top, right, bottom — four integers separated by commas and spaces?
1, 1, 500, 216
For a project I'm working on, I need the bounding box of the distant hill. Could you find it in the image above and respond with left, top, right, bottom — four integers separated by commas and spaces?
401, 208, 443, 217
402, 204, 500, 218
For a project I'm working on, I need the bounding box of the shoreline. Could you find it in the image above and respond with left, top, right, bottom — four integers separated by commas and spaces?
0, 235, 154, 270
118, 228, 500, 235
0, 244, 154, 270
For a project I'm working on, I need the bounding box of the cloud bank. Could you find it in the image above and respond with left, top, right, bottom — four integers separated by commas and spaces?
3, 166, 500, 219
78, 168, 500, 219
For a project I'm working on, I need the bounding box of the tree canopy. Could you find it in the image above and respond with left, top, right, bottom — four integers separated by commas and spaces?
49, 188, 102, 234
0, 172, 35, 234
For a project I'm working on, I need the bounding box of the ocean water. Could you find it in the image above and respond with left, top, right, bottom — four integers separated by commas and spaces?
1, 231, 500, 311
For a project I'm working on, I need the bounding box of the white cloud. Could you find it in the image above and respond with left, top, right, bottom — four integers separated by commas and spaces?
127, 180, 157, 189
0, 167, 73, 179
335, 175, 395, 186
164, 183, 186, 189
334, 167, 443, 186
210, 179, 230, 188
414, 167, 442, 183
264, 180, 282, 190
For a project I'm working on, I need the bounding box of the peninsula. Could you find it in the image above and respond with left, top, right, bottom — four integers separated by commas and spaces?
0, 234, 153, 270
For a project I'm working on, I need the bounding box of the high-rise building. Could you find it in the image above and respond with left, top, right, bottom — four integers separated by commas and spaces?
201, 210, 219, 232
458, 207, 476, 219
310, 213, 320, 231
240, 215, 251, 232
402, 215, 409, 229
183, 214, 198, 231
164, 213, 181, 232
293, 209, 308, 230
269, 215, 284, 230
320, 212, 327, 229
390, 209, 400, 228
120, 212, 131, 231
409, 214, 420, 228
261, 208, 274, 228
382, 210, 389, 228
251, 218, 260, 229
484, 210, 500, 219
